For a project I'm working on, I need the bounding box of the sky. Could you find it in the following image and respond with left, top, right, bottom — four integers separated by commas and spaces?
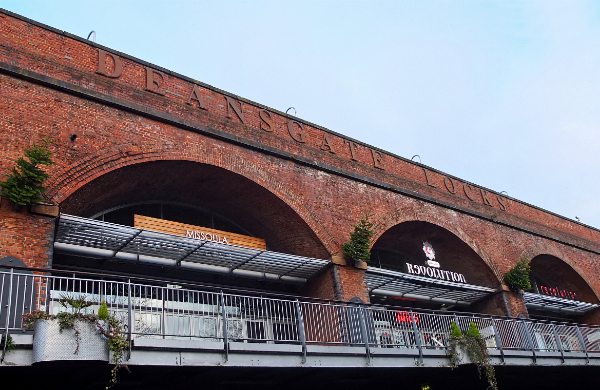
3, 0, 600, 228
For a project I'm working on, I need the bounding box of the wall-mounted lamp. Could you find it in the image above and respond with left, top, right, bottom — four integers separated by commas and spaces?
411, 155, 421, 163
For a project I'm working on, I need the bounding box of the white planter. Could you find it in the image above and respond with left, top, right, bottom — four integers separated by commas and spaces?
454, 345, 472, 365
32, 319, 109, 363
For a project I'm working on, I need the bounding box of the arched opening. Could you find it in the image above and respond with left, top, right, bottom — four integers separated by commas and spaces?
367, 221, 499, 311
54, 160, 330, 293
527, 254, 599, 322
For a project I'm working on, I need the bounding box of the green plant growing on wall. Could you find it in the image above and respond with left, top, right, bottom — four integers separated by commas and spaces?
504, 257, 531, 292
342, 214, 374, 262
1, 334, 16, 362
23, 295, 129, 389
0, 139, 54, 206
448, 320, 498, 390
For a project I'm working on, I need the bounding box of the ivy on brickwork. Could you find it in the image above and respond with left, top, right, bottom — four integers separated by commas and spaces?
504, 257, 531, 292
0, 138, 54, 206
343, 214, 374, 262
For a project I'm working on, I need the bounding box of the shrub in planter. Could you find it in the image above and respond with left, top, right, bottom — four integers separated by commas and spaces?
504, 257, 531, 292
23, 295, 129, 388
343, 214, 374, 265
0, 139, 54, 208
448, 321, 498, 390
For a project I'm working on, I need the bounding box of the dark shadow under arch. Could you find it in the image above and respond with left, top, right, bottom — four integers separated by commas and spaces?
371, 221, 499, 289
530, 254, 599, 304
60, 160, 330, 260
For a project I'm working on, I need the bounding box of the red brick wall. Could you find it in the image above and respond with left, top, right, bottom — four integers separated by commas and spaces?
303, 266, 339, 301
0, 198, 55, 268
333, 266, 370, 303
1, 9, 599, 253
1, 10, 600, 310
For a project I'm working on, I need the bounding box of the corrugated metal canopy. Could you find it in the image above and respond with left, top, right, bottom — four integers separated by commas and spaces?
54, 214, 328, 283
366, 267, 495, 306
524, 292, 598, 314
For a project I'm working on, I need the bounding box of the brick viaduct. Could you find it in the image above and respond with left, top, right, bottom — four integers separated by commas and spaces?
0, 9, 599, 323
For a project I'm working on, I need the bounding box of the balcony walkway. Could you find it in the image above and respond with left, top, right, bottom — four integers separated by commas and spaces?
2, 267, 600, 370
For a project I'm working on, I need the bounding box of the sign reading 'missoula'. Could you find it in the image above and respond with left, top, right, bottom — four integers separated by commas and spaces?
405, 242, 467, 283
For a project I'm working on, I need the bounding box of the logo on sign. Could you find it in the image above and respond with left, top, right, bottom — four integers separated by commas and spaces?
422, 241, 440, 268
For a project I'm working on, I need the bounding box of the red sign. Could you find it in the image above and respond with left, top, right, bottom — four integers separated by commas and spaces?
396, 311, 419, 323
540, 285, 576, 300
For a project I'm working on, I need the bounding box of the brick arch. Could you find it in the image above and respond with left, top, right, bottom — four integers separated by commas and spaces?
521, 245, 600, 302
45, 143, 338, 255
370, 206, 503, 284
519, 243, 566, 265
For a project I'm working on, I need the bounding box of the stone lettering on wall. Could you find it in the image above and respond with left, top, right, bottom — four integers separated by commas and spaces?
420, 168, 510, 211
93, 48, 510, 202
96, 49, 123, 78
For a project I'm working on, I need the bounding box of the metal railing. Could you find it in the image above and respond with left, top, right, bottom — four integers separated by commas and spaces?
2, 267, 600, 361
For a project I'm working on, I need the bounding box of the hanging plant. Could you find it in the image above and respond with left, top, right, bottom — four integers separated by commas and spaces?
23, 296, 129, 389
0, 138, 54, 207
342, 213, 374, 262
504, 257, 531, 292
448, 321, 498, 390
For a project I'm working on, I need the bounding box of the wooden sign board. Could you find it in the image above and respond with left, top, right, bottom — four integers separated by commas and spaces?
134, 215, 266, 250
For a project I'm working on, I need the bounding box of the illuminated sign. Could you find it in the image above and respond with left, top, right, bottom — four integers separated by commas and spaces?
405, 263, 467, 283
396, 310, 419, 323
539, 285, 577, 300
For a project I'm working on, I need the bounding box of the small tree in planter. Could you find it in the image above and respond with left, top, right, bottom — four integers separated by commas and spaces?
504, 257, 531, 293
343, 214, 374, 267
448, 321, 498, 390
0, 139, 54, 208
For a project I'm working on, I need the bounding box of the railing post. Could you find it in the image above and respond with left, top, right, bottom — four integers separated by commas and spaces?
521, 320, 536, 363
220, 291, 228, 362
45, 276, 52, 314
410, 310, 423, 363
295, 300, 307, 364
127, 279, 133, 360
550, 323, 564, 362
1, 268, 14, 363
575, 325, 589, 363
356, 306, 371, 364
161, 287, 166, 339
490, 317, 504, 362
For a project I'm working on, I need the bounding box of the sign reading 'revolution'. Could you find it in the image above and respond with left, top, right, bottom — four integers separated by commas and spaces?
405, 263, 467, 284
133, 215, 266, 250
